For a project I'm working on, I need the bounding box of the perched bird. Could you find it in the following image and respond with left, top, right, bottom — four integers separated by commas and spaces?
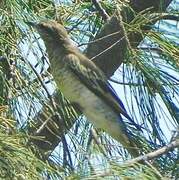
31, 20, 141, 156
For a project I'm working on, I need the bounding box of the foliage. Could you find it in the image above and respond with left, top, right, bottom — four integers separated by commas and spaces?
0, 0, 178, 179
0, 106, 62, 179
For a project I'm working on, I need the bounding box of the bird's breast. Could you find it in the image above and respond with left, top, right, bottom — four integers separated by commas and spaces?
51, 64, 87, 103
50, 62, 130, 145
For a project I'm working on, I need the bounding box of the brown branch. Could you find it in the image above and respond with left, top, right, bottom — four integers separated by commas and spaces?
154, 13, 179, 21
129, 0, 172, 12
125, 139, 179, 164
91, 0, 110, 22
87, 0, 172, 77
28, 93, 78, 156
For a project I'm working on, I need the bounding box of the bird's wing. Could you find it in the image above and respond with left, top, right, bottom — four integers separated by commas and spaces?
64, 53, 141, 130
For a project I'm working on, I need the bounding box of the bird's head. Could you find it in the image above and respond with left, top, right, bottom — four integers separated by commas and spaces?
28, 20, 69, 46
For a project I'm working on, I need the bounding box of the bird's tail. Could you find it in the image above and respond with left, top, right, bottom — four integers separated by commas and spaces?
117, 114, 141, 157
107, 82, 143, 131
107, 82, 144, 156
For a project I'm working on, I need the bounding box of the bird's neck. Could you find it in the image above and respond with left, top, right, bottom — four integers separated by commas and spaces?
46, 40, 78, 69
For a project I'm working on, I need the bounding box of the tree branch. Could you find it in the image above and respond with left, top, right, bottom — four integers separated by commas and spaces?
87, 0, 172, 77
125, 139, 179, 164
91, 0, 110, 22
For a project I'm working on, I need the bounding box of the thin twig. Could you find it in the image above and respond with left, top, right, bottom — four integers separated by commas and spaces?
125, 139, 179, 165
92, 0, 110, 22
116, 8, 133, 52
110, 77, 179, 86
23, 58, 64, 135
90, 128, 108, 157
78, 30, 121, 47
90, 36, 125, 61
152, 13, 179, 21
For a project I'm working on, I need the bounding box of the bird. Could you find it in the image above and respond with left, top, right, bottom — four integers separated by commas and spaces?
30, 20, 141, 156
